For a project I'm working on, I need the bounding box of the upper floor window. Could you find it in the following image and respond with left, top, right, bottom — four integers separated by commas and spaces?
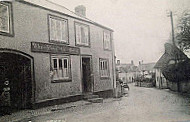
103, 31, 111, 50
99, 58, 109, 78
0, 2, 13, 36
50, 55, 71, 82
49, 15, 68, 44
75, 22, 89, 46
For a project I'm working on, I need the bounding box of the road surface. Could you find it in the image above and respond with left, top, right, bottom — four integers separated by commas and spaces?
20, 83, 190, 122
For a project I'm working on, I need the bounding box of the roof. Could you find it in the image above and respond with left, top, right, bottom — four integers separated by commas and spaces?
139, 63, 155, 71
154, 43, 188, 68
18, 0, 113, 31
154, 54, 170, 68
116, 63, 138, 73
117, 63, 133, 67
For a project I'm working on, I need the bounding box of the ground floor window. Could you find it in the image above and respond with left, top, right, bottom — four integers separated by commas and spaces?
99, 58, 109, 78
50, 55, 71, 81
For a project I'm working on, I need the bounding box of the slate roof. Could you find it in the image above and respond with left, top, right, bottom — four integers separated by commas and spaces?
139, 63, 155, 71
19, 0, 113, 31
116, 63, 138, 73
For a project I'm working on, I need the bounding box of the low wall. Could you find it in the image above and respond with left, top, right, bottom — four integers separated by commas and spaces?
168, 81, 190, 93
168, 82, 178, 92
135, 82, 153, 88
179, 81, 190, 93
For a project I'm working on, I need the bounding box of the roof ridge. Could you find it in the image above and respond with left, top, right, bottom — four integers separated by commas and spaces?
19, 0, 113, 31
45, 0, 93, 22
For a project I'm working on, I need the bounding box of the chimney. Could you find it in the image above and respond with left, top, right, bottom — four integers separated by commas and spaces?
117, 60, 120, 65
131, 60, 134, 65
75, 5, 86, 17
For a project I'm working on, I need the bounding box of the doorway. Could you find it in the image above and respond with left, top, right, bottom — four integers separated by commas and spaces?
82, 57, 92, 93
0, 52, 33, 111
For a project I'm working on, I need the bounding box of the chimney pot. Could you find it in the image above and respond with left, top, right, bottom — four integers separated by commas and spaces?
75, 5, 86, 17
131, 60, 134, 65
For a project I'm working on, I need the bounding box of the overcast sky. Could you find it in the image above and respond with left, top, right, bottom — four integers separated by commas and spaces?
50, 0, 190, 65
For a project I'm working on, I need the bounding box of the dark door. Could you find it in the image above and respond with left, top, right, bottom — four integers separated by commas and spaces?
0, 52, 32, 111
82, 57, 92, 93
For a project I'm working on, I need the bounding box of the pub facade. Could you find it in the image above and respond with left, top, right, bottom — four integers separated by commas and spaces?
0, 0, 116, 109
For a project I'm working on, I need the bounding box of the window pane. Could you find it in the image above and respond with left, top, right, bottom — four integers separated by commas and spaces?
75, 24, 89, 46
81, 27, 85, 44
61, 21, 66, 41
56, 20, 61, 40
103, 61, 105, 70
105, 61, 107, 69
76, 24, 81, 44
100, 59, 109, 77
0, 3, 9, 33
104, 32, 111, 49
100, 61, 102, 70
84, 27, 88, 44
59, 59, 62, 69
64, 59, 68, 68
49, 17, 67, 42
50, 18, 55, 40
53, 59, 57, 69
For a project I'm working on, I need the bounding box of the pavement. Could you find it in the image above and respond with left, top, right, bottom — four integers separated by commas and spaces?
0, 100, 92, 122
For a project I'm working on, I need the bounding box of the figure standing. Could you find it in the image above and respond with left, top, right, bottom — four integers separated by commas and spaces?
0, 79, 11, 115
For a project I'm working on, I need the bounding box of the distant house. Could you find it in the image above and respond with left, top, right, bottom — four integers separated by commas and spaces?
138, 62, 155, 79
154, 43, 190, 92
118, 67, 127, 83
116, 60, 137, 83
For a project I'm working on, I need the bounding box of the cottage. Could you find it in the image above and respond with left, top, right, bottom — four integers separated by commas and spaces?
154, 55, 169, 89
154, 43, 190, 92
116, 60, 137, 83
138, 62, 155, 77
0, 0, 116, 110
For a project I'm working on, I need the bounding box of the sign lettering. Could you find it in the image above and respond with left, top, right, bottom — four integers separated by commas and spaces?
31, 42, 80, 55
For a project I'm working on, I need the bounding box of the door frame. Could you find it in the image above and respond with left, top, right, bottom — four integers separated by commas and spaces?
0, 48, 35, 108
81, 55, 94, 93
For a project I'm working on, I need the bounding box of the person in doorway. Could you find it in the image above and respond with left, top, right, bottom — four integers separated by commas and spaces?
0, 79, 11, 115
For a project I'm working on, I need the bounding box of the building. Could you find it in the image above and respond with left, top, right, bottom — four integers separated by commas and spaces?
154, 59, 168, 89
138, 62, 155, 77
154, 43, 190, 91
116, 60, 137, 83
0, 0, 116, 110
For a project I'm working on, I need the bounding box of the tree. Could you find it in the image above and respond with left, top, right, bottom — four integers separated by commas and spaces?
176, 10, 190, 51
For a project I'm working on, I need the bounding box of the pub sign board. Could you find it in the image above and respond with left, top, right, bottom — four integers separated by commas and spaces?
31, 42, 80, 55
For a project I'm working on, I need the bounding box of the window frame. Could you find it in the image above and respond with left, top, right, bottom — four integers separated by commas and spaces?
50, 54, 72, 83
48, 15, 69, 44
99, 58, 110, 79
74, 21, 90, 47
0, 2, 14, 37
103, 31, 112, 51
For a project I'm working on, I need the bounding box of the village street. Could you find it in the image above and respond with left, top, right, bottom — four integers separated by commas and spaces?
17, 83, 190, 122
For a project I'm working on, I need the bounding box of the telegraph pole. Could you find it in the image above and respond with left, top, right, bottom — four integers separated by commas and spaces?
168, 11, 180, 91
169, 11, 176, 46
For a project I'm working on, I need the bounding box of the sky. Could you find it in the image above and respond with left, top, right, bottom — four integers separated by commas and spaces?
49, 0, 190, 65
